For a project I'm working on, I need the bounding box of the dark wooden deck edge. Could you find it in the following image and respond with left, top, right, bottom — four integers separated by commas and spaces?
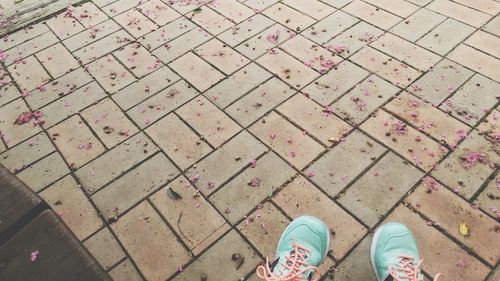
0, 200, 48, 246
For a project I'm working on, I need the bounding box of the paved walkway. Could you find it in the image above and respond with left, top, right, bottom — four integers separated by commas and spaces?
0, 0, 499, 280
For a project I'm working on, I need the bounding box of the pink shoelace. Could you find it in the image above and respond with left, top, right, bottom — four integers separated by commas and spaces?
389, 255, 442, 281
256, 243, 321, 281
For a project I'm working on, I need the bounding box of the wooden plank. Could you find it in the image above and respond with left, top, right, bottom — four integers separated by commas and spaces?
0, 210, 112, 281
0, 0, 80, 36
0, 164, 43, 235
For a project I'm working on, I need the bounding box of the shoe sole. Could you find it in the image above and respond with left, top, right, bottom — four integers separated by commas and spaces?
277, 216, 331, 262
370, 226, 383, 281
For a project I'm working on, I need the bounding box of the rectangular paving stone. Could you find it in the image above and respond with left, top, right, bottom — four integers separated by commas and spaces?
0, 132, 54, 173
338, 152, 423, 226
39, 81, 107, 128
7, 56, 50, 92
280, 35, 339, 73
204, 63, 272, 108
0, 98, 42, 148
249, 111, 324, 169
217, 14, 275, 47
35, 43, 79, 79
282, 0, 335, 20
275, 175, 367, 259
475, 176, 499, 219
191, 6, 233, 35
80, 98, 139, 148
408, 59, 474, 106
305, 130, 385, 197
440, 74, 499, 126
361, 110, 448, 171
447, 44, 500, 83
102, 0, 143, 17
17, 152, 69, 192
208, 0, 255, 23
317, 0, 354, 8
302, 10, 359, 44
112, 66, 179, 110
114, 9, 158, 38
237, 201, 290, 256
327, 21, 384, 58
1, 23, 50, 51
48, 115, 106, 167
431, 131, 499, 198
72, 2, 109, 28
73, 30, 133, 64
333, 75, 399, 125
111, 201, 191, 281
385, 91, 470, 147
150, 176, 228, 254
126, 80, 198, 128
477, 109, 499, 141
484, 14, 500, 37
404, 0, 433, 5
171, 231, 259, 281
87, 55, 136, 94
407, 180, 499, 265
465, 30, 500, 59
40, 175, 103, 241
257, 48, 320, 90
390, 8, 446, 42
45, 13, 85, 40
363, 0, 418, 17
62, 20, 120, 52
210, 151, 295, 223
333, 235, 377, 281
351, 47, 421, 88
139, 17, 195, 50
427, 0, 491, 28
386, 205, 491, 281
370, 33, 442, 71
194, 38, 250, 75
83, 227, 126, 270
225, 77, 294, 127
176, 96, 241, 147
302, 60, 369, 106
109, 259, 144, 281
92, 153, 178, 220
243, 0, 280, 10
169, 52, 225, 92
25, 68, 92, 110
3, 31, 59, 65
263, 2, 316, 32
0, 85, 18, 108
136, 0, 180, 26
278, 93, 352, 145
235, 24, 292, 60
417, 18, 475, 56
185, 130, 267, 195
342, 0, 402, 30
113, 43, 161, 78
75, 132, 158, 193
453, 0, 500, 15
153, 27, 211, 63
164, 0, 206, 14
146, 113, 212, 170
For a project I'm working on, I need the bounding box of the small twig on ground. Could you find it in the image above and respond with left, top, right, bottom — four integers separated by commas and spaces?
177, 211, 193, 244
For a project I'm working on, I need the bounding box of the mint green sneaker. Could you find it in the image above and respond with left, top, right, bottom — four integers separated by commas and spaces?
256, 216, 330, 281
370, 222, 442, 281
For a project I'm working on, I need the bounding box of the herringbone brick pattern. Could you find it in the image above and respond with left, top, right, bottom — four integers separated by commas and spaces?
0, 0, 499, 280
